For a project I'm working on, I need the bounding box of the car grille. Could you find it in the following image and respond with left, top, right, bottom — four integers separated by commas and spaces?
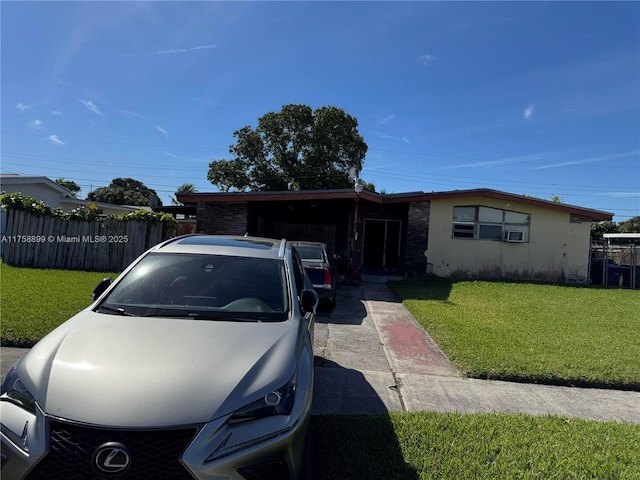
25, 420, 199, 480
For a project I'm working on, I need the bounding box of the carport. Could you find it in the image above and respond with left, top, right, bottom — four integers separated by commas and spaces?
174, 189, 431, 278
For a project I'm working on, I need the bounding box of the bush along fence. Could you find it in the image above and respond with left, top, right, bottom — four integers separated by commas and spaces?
1, 192, 177, 272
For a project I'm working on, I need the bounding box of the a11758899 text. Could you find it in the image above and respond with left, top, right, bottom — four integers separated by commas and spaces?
1, 235, 129, 243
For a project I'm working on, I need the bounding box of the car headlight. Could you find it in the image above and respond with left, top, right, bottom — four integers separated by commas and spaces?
204, 375, 297, 463
1, 365, 37, 414
227, 376, 296, 425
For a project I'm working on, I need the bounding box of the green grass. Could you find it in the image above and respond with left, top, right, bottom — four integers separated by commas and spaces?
389, 278, 640, 390
3, 265, 639, 476
0, 262, 117, 346
311, 412, 640, 479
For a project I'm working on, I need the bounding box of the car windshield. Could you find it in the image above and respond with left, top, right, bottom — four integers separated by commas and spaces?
97, 253, 289, 322
295, 246, 325, 263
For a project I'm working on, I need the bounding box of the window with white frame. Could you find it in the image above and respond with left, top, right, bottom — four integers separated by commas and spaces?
452, 206, 530, 242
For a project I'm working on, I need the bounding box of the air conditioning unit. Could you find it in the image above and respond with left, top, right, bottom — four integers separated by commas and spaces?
505, 229, 525, 243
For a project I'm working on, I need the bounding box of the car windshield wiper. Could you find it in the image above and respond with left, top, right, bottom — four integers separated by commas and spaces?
98, 305, 135, 316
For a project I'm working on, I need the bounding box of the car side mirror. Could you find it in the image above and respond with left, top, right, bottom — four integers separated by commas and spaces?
301, 289, 319, 314
93, 277, 112, 301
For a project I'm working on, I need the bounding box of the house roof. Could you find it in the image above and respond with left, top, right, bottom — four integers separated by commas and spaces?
176, 187, 613, 221
0, 174, 147, 212
1, 174, 76, 197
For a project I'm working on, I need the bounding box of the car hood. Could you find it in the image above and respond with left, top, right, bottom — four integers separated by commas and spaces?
18, 311, 297, 427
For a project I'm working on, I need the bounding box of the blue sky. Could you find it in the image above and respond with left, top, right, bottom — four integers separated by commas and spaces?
2, 1, 639, 221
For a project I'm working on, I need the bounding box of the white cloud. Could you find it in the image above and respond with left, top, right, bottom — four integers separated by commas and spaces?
376, 114, 395, 126
48, 135, 65, 145
523, 104, 535, 119
29, 119, 45, 130
154, 44, 216, 55
78, 99, 103, 116
534, 151, 640, 170
418, 54, 436, 66
16, 103, 30, 112
129, 44, 217, 57
112, 109, 149, 119
372, 131, 409, 143
155, 126, 169, 138
444, 150, 574, 170
600, 192, 640, 198
164, 152, 208, 162
50, 110, 63, 116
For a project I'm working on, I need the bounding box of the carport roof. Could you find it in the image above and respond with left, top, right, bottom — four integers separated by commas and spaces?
176, 188, 613, 221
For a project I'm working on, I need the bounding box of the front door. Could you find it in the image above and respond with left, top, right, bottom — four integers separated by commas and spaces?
362, 219, 401, 271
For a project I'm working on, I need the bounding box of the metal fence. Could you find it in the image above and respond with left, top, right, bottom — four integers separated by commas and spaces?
1, 209, 167, 272
590, 242, 639, 289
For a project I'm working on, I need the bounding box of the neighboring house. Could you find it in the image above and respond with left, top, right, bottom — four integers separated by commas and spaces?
169, 188, 612, 284
0, 174, 149, 235
1, 174, 149, 214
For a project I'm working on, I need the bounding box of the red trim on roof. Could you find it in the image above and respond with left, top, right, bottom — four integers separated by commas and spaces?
176, 188, 613, 221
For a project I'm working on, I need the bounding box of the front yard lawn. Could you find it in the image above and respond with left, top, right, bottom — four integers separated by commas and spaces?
311, 412, 640, 479
0, 262, 117, 346
389, 278, 640, 390
3, 265, 639, 478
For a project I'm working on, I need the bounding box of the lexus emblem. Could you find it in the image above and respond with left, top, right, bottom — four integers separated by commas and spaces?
92, 442, 132, 476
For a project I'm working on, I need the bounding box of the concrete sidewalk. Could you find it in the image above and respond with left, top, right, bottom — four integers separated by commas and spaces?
312, 282, 640, 424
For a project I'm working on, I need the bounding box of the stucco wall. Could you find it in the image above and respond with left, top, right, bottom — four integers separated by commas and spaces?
425, 196, 592, 283
3, 183, 64, 207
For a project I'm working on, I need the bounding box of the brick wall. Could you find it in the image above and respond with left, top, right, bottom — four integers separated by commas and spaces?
406, 201, 430, 276
197, 202, 248, 235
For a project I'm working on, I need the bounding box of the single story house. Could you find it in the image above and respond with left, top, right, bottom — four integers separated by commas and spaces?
0, 175, 148, 215
168, 188, 613, 284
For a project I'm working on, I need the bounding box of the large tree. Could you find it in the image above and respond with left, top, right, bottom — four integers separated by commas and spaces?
618, 216, 640, 233
55, 177, 81, 198
88, 177, 162, 207
207, 104, 368, 191
591, 220, 618, 240
591, 216, 640, 240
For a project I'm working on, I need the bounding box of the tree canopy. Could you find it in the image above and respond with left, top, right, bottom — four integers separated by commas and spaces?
176, 183, 198, 194
207, 104, 368, 191
87, 178, 162, 207
619, 216, 640, 233
171, 183, 198, 205
591, 216, 640, 240
55, 177, 81, 198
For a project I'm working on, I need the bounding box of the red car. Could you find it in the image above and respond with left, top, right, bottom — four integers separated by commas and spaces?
292, 241, 337, 308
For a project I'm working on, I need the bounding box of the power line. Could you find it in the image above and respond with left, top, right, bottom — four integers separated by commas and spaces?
3, 130, 639, 168
2, 168, 636, 218
2, 151, 638, 193
1, 131, 228, 151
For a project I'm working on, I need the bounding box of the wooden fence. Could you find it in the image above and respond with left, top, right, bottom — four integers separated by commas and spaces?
1, 209, 168, 272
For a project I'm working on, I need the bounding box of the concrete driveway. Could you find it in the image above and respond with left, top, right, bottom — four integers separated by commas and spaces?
2, 282, 640, 423
312, 282, 640, 423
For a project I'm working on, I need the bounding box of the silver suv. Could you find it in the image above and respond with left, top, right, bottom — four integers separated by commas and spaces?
1, 235, 318, 480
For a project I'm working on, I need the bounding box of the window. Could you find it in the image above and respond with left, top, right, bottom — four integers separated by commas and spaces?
452, 206, 530, 242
